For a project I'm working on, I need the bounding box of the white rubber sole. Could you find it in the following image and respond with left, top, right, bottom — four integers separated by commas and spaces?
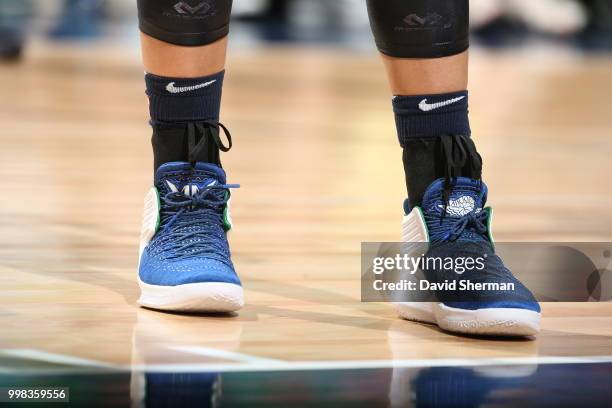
138, 278, 244, 313
395, 302, 541, 337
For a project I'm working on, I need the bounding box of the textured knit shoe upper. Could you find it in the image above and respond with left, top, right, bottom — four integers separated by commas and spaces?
139, 162, 240, 287
419, 177, 540, 312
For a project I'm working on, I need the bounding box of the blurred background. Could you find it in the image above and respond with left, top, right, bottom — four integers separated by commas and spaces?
1, 5, 611, 405
1, 0, 612, 252
1, 5, 611, 406
1, 0, 612, 60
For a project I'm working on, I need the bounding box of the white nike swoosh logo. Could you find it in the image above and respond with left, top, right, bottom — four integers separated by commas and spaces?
418, 96, 465, 112
166, 79, 217, 94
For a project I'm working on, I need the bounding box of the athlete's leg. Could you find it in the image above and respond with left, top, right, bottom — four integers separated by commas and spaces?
138, 0, 233, 168
367, 0, 540, 337
136, 0, 243, 313
139, 0, 229, 78
381, 52, 467, 96
374, 0, 468, 96
141, 33, 228, 78
367, 0, 473, 206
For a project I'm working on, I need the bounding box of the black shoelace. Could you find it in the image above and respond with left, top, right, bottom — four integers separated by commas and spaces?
186, 121, 233, 167
438, 134, 483, 217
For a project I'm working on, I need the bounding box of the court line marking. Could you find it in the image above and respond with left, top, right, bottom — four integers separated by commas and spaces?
0, 349, 120, 369
128, 355, 612, 373
3, 348, 612, 374
169, 346, 284, 364
0, 366, 112, 376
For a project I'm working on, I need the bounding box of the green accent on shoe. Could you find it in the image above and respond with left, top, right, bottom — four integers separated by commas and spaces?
485, 206, 495, 248
222, 191, 232, 231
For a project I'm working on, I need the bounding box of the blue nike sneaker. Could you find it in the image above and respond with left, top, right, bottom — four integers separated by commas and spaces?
137, 162, 243, 312
397, 177, 540, 337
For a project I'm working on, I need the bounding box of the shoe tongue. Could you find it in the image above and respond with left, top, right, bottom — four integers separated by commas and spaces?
422, 177, 488, 218
154, 162, 226, 196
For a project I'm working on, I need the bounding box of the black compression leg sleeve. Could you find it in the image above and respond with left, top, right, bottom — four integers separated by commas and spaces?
366, 0, 469, 58
137, 0, 233, 46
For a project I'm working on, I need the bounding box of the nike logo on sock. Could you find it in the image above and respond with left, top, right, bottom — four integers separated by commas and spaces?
166, 79, 217, 94
418, 96, 465, 112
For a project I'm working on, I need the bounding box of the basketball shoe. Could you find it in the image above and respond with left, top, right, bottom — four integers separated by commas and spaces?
137, 161, 243, 312
396, 177, 540, 336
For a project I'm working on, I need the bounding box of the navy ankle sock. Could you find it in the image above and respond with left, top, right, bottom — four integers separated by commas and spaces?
393, 91, 470, 142
145, 70, 224, 123
392, 91, 477, 208
144, 71, 226, 170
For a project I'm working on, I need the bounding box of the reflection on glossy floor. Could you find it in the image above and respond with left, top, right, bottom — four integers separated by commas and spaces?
1, 43, 612, 376
2, 362, 611, 407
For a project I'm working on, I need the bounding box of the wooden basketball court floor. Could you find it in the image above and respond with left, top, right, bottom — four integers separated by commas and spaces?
1, 42, 612, 381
